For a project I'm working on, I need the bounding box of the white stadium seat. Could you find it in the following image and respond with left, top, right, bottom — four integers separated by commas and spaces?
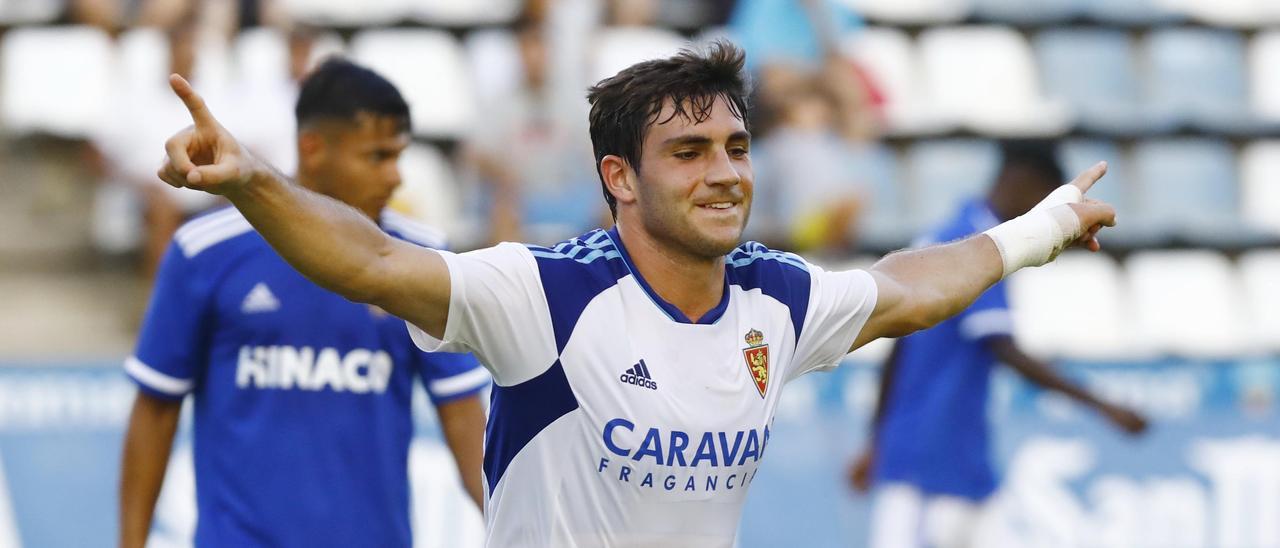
350, 30, 476, 139
917, 26, 1070, 136
282, 0, 409, 26
1008, 252, 1144, 360
392, 144, 463, 237
115, 28, 169, 94
414, 0, 521, 26
1125, 251, 1253, 358
837, 0, 971, 24
1238, 250, 1280, 353
1250, 31, 1280, 123
591, 27, 689, 84
464, 29, 522, 109
1176, 0, 1280, 27
841, 27, 952, 135
235, 28, 290, 87
2, 26, 115, 138
1239, 140, 1280, 236
0, 0, 64, 24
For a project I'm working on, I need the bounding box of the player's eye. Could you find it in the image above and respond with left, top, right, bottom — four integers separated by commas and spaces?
674, 150, 699, 160
729, 146, 749, 158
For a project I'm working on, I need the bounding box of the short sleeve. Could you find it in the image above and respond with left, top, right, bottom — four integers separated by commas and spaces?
956, 279, 1012, 341
125, 241, 213, 399
415, 350, 491, 404
405, 243, 558, 386
788, 266, 879, 381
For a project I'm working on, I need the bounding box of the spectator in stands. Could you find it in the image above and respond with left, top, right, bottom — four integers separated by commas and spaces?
752, 76, 868, 255
846, 141, 1148, 548
93, 14, 226, 277
462, 14, 599, 244
729, 0, 880, 141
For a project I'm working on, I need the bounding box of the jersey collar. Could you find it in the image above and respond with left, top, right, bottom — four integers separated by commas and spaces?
605, 226, 730, 325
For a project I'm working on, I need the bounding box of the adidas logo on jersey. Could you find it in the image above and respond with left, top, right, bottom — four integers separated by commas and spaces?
619, 360, 657, 390
241, 282, 280, 313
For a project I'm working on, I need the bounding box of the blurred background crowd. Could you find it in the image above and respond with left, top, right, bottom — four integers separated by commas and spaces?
0, 0, 1278, 546
1, 0, 1278, 359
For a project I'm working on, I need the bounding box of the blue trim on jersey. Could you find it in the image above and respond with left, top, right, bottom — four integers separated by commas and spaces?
606, 227, 731, 324
725, 242, 812, 342
484, 359, 579, 493
527, 230, 630, 353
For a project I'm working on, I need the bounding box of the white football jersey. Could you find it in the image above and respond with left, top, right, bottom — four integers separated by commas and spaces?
409, 227, 877, 547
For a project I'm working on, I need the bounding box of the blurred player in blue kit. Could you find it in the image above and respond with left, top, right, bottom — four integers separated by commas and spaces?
847, 141, 1148, 548
119, 59, 489, 548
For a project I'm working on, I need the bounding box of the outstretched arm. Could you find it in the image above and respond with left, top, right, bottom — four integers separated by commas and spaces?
987, 337, 1147, 435
155, 75, 451, 337
851, 163, 1115, 350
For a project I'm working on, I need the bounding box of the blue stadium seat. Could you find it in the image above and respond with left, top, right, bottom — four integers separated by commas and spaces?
972, 0, 1079, 23
1131, 139, 1240, 243
1143, 29, 1252, 133
906, 139, 999, 232
1079, 0, 1180, 24
1035, 29, 1147, 134
848, 144, 910, 248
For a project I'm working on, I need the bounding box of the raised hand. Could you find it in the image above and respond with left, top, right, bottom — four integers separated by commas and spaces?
1058, 162, 1117, 253
156, 74, 261, 195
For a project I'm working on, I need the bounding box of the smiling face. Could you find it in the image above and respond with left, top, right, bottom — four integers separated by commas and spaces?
623, 96, 753, 259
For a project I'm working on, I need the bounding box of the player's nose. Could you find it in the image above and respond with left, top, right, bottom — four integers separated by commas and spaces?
704, 149, 741, 188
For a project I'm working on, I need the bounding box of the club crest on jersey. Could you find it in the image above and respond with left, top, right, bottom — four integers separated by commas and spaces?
742, 329, 768, 398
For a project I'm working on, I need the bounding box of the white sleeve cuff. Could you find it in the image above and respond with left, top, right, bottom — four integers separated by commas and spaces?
959, 309, 1014, 340
124, 356, 193, 396
428, 367, 492, 398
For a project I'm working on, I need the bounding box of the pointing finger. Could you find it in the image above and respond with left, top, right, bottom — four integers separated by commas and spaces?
169, 74, 220, 129
1071, 161, 1108, 194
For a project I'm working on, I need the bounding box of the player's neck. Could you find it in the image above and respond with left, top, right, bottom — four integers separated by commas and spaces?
616, 221, 725, 322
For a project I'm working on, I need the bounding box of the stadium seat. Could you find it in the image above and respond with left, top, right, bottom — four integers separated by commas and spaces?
839, 0, 972, 24
848, 143, 910, 248
413, 0, 520, 25
1238, 250, 1280, 353
917, 26, 1070, 136
464, 29, 522, 109
280, 0, 409, 26
1143, 29, 1252, 132
350, 30, 476, 139
115, 28, 169, 94
0, 0, 64, 24
392, 145, 462, 237
1178, 0, 1280, 27
1125, 251, 1252, 358
1078, 0, 1180, 24
1250, 31, 1280, 124
1239, 140, 1280, 236
840, 27, 951, 135
972, 0, 1078, 23
2, 26, 115, 138
235, 28, 290, 87
905, 139, 999, 231
1035, 29, 1147, 134
590, 27, 689, 84
1008, 251, 1143, 360
1131, 139, 1240, 243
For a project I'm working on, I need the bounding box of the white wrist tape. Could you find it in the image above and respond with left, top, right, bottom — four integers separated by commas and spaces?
982, 185, 1085, 278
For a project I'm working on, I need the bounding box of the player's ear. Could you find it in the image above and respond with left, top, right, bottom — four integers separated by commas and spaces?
600, 154, 637, 206
297, 129, 327, 171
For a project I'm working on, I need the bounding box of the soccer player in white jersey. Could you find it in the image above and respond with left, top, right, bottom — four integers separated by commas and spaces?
120, 59, 488, 548
153, 42, 1120, 547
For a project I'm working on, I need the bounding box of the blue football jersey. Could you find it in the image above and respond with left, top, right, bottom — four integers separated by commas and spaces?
125, 208, 490, 547
873, 199, 1012, 500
